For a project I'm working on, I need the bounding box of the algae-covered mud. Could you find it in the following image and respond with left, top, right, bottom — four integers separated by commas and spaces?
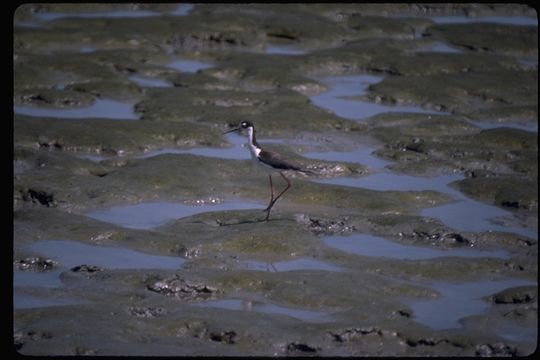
13, 3, 537, 356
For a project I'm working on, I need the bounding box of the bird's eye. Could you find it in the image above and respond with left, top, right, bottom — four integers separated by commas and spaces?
241, 122, 247, 127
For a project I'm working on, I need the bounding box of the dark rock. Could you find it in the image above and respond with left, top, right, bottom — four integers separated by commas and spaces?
475, 343, 517, 356
70, 264, 104, 273
38, 136, 63, 150
167, 32, 252, 52
286, 342, 318, 354
14, 256, 57, 271
26, 330, 54, 341
21, 189, 55, 207
495, 185, 538, 211
405, 138, 426, 153
464, 169, 499, 178
177, 320, 209, 339
15, 88, 95, 107
209, 330, 237, 344
13, 331, 24, 350
73, 347, 98, 356
147, 275, 218, 300
329, 327, 383, 343
395, 309, 412, 318
490, 286, 537, 304
305, 217, 355, 236
411, 230, 471, 246
429, 23, 537, 57
405, 338, 452, 347
127, 306, 166, 318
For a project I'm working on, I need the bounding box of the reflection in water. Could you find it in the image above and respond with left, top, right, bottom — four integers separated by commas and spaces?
422, 198, 537, 240
323, 233, 509, 260
429, 15, 537, 25
14, 293, 88, 309
265, 45, 307, 55
167, 58, 214, 73
193, 299, 332, 322
129, 75, 172, 88
310, 75, 442, 120
315, 173, 464, 193
313, 169, 536, 239
304, 147, 392, 170
416, 41, 463, 53
138, 132, 249, 161
14, 268, 63, 288
13, 239, 186, 308
27, 240, 185, 270
307, 75, 536, 240
467, 120, 538, 133
80, 131, 316, 162
169, 4, 194, 16
244, 258, 343, 272
14, 99, 138, 120
31, 4, 194, 21
408, 279, 536, 331
86, 201, 264, 229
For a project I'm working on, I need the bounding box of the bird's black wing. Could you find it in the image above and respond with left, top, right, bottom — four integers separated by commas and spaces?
258, 150, 317, 175
258, 150, 303, 171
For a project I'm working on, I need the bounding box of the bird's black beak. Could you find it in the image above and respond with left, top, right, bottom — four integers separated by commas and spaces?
224, 126, 240, 134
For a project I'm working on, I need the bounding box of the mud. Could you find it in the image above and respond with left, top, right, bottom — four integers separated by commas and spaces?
13, 3, 537, 356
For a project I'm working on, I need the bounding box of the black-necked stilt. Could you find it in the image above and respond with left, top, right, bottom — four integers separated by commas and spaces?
225, 121, 314, 221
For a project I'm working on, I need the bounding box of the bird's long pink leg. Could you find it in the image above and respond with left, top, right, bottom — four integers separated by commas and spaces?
264, 174, 275, 221
268, 174, 275, 206
264, 172, 291, 220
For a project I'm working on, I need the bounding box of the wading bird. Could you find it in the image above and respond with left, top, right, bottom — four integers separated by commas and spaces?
224, 121, 314, 221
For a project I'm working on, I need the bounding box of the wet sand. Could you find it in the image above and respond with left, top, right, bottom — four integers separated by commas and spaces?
13, 3, 537, 356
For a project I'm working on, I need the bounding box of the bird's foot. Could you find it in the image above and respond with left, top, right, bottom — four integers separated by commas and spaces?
262, 209, 271, 221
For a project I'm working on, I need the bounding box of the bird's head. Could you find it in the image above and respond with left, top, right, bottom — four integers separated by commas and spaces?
224, 120, 254, 134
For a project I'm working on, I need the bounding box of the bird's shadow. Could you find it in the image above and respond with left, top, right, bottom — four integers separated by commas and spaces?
218, 217, 294, 227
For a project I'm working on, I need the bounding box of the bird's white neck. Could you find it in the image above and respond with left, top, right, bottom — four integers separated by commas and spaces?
246, 126, 261, 158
